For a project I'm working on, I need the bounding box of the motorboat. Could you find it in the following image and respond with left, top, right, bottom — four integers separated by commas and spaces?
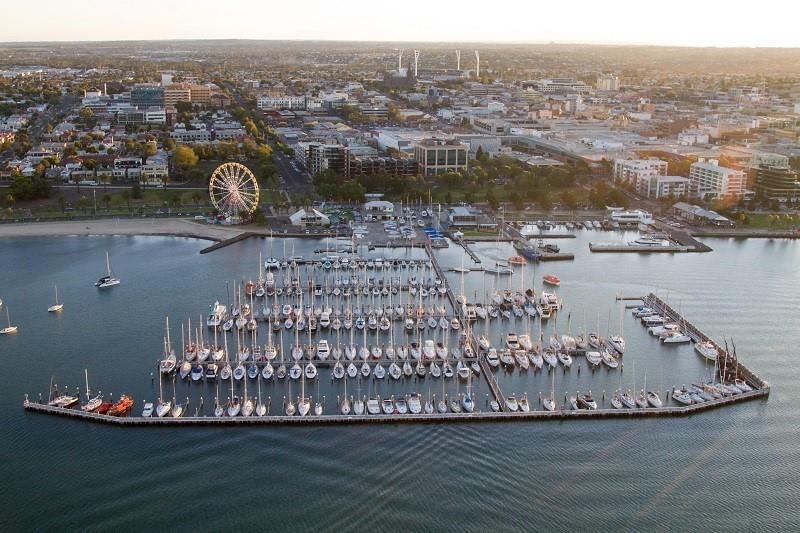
585, 350, 602, 367
505, 332, 520, 350
505, 395, 519, 412
577, 391, 597, 410
317, 340, 330, 360
542, 274, 560, 287
662, 331, 691, 344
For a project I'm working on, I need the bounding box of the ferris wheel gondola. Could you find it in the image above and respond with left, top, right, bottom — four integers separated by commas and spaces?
208, 162, 259, 220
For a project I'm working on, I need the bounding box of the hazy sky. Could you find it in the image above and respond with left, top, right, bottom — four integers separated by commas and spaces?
4, 0, 800, 47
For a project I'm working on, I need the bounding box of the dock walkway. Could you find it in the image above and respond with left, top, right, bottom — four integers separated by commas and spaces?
22, 387, 768, 425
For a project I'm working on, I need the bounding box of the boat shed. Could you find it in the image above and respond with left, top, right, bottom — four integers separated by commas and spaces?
670, 202, 733, 226
289, 208, 331, 227
363, 200, 394, 220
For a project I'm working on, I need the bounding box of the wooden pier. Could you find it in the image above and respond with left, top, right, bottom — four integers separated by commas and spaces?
22, 387, 768, 425
200, 232, 257, 254
589, 243, 691, 253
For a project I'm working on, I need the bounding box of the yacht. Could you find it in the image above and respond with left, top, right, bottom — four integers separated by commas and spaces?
694, 341, 719, 361
505, 332, 520, 350
577, 391, 598, 410
317, 340, 330, 360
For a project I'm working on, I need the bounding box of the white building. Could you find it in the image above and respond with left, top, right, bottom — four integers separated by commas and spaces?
289, 208, 330, 227
257, 95, 307, 111
613, 159, 668, 184
689, 161, 746, 200
363, 200, 394, 219
635, 175, 691, 199
596, 74, 620, 91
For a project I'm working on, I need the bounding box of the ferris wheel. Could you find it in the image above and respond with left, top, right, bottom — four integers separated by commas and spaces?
208, 162, 260, 219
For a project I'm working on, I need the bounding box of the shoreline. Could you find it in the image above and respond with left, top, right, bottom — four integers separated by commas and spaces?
0, 218, 249, 242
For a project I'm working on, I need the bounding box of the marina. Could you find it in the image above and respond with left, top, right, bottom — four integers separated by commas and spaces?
21, 233, 769, 425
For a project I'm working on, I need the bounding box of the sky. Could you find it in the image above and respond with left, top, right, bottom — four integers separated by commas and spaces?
3, 0, 800, 47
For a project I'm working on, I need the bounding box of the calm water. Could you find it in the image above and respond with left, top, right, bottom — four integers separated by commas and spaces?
1, 231, 798, 531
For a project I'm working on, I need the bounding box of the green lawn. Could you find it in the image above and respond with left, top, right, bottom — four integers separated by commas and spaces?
739, 213, 799, 229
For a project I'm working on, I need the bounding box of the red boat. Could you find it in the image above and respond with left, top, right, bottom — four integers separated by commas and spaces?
107, 395, 134, 416
542, 274, 561, 286
95, 402, 113, 414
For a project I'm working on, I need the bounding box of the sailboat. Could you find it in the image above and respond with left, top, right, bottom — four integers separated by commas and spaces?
298, 364, 311, 416
156, 371, 171, 417
543, 365, 557, 411
159, 317, 177, 374
1, 306, 17, 335
48, 285, 64, 312
170, 377, 184, 417
80, 369, 103, 412
95, 252, 121, 288
608, 301, 625, 354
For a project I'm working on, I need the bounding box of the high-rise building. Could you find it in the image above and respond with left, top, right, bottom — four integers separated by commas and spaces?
753, 164, 800, 199
130, 84, 164, 109
308, 143, 349, 176
413, 138, 468, 177
613, 159, 668, 183
164, 84, 192, 106
689, 161, 746, 199
596, 74, 620, 91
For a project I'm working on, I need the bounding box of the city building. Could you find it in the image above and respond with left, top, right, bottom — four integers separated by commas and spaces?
613, 159, 668, 184
471, 118, 509, 135
257, 95, 307, 111
164, 84, 192, 106
189, 85, 211, 105
349, 155, 417, 178
308, 143, 349, 176
130, 84, 164, 109
635, 175, 691, 199
413, 138, 468, 177
753, 164, 800, 200
171, 126, 212, 143
596, 74, 620, 91
689, 161, 747, 199
521, 78, 592, 95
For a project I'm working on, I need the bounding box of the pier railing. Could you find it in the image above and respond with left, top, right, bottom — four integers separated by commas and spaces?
643, 293, 770, 390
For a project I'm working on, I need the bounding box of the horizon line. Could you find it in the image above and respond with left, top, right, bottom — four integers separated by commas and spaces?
1, 37, 799, 50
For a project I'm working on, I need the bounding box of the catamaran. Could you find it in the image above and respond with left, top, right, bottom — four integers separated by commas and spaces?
95, 252, 121, 288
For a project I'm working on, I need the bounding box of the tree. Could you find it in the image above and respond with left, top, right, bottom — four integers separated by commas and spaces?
174, 145, 199, 171
163, 137, 176, 152
131, 183, 143, 199
102, 193, 112, 210
191, 190, 203, 206
76, 195, 90, 213
560, 190, 578, 210
57, 194, 66, 213
100, 173, 111, 192
78, 107, 94, 123
4, 193, 14, 208
485, 187, 499, 210
121, 190, 131, 211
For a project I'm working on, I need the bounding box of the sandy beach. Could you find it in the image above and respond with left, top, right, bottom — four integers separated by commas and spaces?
0, 218, 249, 242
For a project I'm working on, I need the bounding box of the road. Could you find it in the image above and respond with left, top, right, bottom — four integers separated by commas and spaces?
222, 80, 314, 202
1, 95, 77, 164
272, 149, 314, 199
